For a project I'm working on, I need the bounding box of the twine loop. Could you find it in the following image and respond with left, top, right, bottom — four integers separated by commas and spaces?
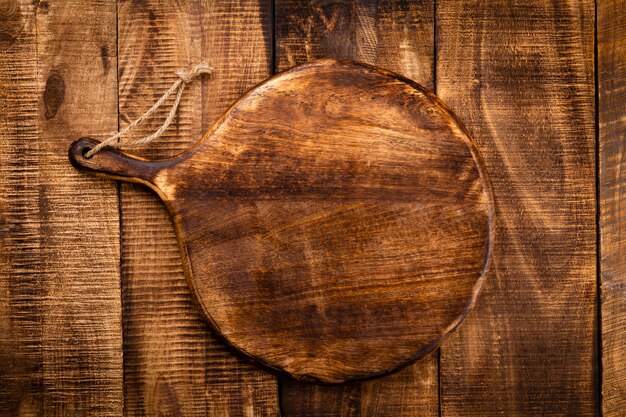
176, 61, 213, 83
85, 60, 213, 158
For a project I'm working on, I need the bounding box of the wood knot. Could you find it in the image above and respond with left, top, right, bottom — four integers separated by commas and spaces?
32, 0, 49, 12
0, 0, 23, 50
44, 74, 65, 120
101, 45, 110, 71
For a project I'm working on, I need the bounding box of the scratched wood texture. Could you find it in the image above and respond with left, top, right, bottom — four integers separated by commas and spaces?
0, 0, 123, 415
437, 1, 598, 416
599, 0, 626, 415
0, 0, 622, 416
116, 1, 278, 416
274, 1, 441, 415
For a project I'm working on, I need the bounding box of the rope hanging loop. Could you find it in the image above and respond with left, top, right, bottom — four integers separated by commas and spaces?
85, 61, 213, 158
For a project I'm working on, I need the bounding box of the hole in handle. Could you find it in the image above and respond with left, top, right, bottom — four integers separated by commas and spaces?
81, 146, 93, 159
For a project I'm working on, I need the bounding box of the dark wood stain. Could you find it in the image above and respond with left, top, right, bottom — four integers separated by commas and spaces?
154, 378, 184, 417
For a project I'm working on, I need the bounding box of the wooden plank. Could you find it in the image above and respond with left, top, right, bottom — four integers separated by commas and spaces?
276, 0, 435, 90
279, 360, 438, 417
437, 1, 597, 416
275, 0, 438, 414
116, 1, 278, 415
0, 0, 123, 415
0, 2, 44, 413
599, 0, 626, 415
37, 1, 123, 414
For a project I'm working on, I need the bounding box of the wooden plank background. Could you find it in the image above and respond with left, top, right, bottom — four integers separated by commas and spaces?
116, 1, 277, 416
599, 0, 626, 415
438, 1, 597, 416
0, 1, 123, 414
0, 0, 622, 416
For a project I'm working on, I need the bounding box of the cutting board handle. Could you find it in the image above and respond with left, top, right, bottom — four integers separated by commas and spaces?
69, 138, 164, 188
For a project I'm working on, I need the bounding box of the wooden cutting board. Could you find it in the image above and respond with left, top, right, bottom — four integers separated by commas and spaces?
69, 59, 494, 384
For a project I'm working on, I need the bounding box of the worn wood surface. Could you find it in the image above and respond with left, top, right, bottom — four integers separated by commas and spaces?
599, 0, 626, 415
115, 1, 278, 415
70, 59, 494, 384
437, 1, 597, 416
275, 0, 441, 414
0, 0, 622, 415
0, 0, 123, 415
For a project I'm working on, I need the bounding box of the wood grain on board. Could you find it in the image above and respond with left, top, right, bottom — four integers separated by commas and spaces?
599, 0, 626, 415
437, 1, 597, 416
116, 1, 278, 415
70, 59, 494, 384
274, 0, 438, 414
0, 0, 123, 415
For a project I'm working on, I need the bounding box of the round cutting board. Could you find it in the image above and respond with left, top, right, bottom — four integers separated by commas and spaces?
70, 59, 494, 384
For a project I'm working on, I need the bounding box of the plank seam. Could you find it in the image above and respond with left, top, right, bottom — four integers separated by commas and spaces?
271, 0, 277, 76
434, 2, 441, 416
34, 3, 44, 415
594, 0, 603, 415
115, 0, 126, 414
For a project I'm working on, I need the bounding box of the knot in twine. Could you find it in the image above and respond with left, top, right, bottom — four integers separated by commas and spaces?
85, 60, 214, 158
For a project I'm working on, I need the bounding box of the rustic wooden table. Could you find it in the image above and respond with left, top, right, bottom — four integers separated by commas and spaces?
0, 0, 623, 416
